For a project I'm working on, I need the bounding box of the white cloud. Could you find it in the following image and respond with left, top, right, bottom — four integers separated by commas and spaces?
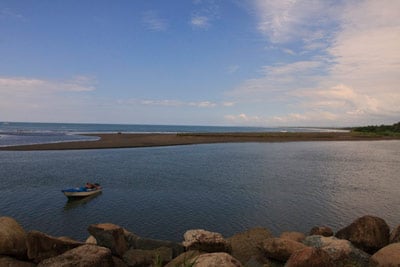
0, 76, 97, 122
253, 0, 338, 45
225, 113, 262, 124
190, 101, 217, 108
226, 0, 400, 126
222, 101, 236, 107
229, 60, 324, 98
190, 0, 219, 29
121, 98, 224, 108
0, 76, 96, 93
190, 15, 210, 28
142, 10, 168, 31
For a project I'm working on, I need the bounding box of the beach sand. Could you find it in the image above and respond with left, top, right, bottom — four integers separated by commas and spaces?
1, 132, 399, 151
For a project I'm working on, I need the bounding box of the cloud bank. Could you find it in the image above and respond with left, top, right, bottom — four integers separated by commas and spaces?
226, 0, 400, 126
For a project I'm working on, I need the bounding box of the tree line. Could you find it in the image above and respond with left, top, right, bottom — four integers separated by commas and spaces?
352, 122, 400, 134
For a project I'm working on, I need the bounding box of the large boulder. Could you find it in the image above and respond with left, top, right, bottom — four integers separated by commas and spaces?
303, 235, 370, 266
26, 230, 83, 263
194, 252, 242, 267
227, 227, 273, 265
37, 244, 113, 267
164, 250, 203, 267
309, 226, 333, 237
88, 223, 128, 257
285, 247, 334, 267
0, 256, 36, 267
124, 230, 184, 257
122, 246, 173, 267
0, 216, 27, 257
263, 238, 307, 262
335, 215, 390, 254
369, 242, 400, 267
390, 224, 400, 243
183, 229, 231, 253
279, 232, 305, 242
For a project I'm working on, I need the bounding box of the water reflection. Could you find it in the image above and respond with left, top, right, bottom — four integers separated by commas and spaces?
63, 192, 102, 210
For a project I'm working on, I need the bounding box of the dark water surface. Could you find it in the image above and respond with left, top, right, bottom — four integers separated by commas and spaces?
1, 141, 399, 242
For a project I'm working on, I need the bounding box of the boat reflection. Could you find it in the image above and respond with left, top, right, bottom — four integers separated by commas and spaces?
63, 192, 102, 210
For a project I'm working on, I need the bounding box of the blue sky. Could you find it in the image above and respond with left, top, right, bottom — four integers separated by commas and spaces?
1, 0, 399, 127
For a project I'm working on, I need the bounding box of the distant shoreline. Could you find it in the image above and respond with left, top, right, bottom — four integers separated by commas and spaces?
1, 132, 400, 151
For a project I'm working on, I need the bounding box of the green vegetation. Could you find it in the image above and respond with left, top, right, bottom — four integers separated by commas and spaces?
352, 122, 400, 136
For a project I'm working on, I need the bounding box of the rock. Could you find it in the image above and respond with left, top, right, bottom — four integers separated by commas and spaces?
194, 252, 243, 267
285, 247, 334, 267
263, 238, 307, 262
124, 230, 184, 257
37, 244, 113, 267
0, 256, 36, 267
0, 216, 27, 257
228, 227, 273, 265
303, 235, 370, 266
335, 215, 390, 254
88, 223, 128, 257
390, 224, 400, 243
164, 250, 203, 267
85, 235, 97, 244
122, 246, 173, 267
26, 230, 83, 263
279, 232, 306, 242
309, 226, 333, 237
113, 256, 129, 267
183, 229, 231, 253
369, 242, 400, 267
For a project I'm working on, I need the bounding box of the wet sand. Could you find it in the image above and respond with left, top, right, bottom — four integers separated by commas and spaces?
1, 132, 399, 151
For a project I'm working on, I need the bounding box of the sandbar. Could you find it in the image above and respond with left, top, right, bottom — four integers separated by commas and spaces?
1, 132, 400, 151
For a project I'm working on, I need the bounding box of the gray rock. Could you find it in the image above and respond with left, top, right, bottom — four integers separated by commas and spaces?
26, 231, 83, 263
303, 235, 370, 267
335, 215, 390, 254
37, 244, 113, 267
164, 250, 203, 267
183, 229, 231, 253
227, 227, 273, 265
122, 246, 173, 267
124, 230, 184, 257
194, 252, 242, 267
0, 216, 27, 258
87, 223, 128, 257
263, 238, 307, 262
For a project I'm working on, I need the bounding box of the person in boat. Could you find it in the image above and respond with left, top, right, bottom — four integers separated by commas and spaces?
85, 182, 101, 190
85, 182, 96, 189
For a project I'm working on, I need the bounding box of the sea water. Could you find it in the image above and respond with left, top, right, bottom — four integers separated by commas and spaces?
0, 138, 399, 242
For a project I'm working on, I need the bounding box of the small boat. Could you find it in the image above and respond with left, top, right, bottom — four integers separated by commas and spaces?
62, 183, 102, 199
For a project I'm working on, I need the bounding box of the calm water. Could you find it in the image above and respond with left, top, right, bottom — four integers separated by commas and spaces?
0, 141, 399, 242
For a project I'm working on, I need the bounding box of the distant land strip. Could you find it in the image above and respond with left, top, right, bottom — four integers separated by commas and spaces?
1, 132, 400, 151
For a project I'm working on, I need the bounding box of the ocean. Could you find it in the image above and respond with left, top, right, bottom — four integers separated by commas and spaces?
0, 122, 399, 242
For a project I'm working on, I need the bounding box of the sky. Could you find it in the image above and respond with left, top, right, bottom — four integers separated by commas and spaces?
0, 0, 399, 127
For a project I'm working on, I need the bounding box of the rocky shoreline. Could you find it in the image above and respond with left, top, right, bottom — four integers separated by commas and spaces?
1, 215, 399, 266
